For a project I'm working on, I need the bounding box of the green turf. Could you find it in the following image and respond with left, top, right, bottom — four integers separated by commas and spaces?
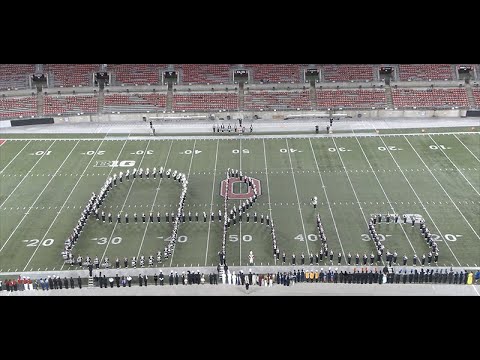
0, 132, 479, 273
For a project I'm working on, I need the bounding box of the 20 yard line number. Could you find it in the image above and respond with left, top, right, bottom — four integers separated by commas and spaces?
24, 238, 54, 247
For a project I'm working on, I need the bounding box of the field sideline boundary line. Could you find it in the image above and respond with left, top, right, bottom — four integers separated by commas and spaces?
0, 131, 478, 142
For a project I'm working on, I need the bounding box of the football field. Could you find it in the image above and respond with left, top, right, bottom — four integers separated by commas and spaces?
0, 130, 479, 274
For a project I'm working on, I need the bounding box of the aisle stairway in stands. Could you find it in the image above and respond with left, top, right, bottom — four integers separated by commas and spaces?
37, 89, 44, 116
384, 85, 394, 108
310, 81, 317, 110
166, 82, 173, 112
88, 276, 94, 288
465, 83, 476, 108
238, 82, 244, 111
98, 89, 104, 113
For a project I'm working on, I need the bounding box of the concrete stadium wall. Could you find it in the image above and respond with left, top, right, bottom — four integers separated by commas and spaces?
52, 109, 466, 125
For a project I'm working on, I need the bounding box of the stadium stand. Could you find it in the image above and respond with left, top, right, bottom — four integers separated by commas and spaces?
0, 64, 35, 90
44, 64, 98, 87
180, 64, 233, 84
316, 89, 387, 109
172, 92, 238, 111
472, 88, 480, 107
244, 89, 311, 110
0, 96, 37, 118
391, 88, 469, 108
109, 64, 165, 85
104, 92, 167, 113
43, 95, 98, 115
398, 64, 454, 81
322, 64, 376, 82
245, 64, 303, 83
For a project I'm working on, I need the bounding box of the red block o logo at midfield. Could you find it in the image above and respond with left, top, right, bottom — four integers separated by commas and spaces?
220, 177, 262, 199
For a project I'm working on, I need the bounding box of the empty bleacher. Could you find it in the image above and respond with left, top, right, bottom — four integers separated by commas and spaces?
104, 93, 167, 113
398, 64, 454, 81
322, 65, 376, 82
109, 64, 165, 85
245, 64, 303, 83
44, 64, 98, 87
244, 89, 311, 110
43, 95, 98, 115
0, 64, 34, 90
172, 92, 238, 111
316, 89, 387, 109
180, 64, 232, 84
391, 88, 469, 108
472, 88, 480, 107
0, 96, 37, 118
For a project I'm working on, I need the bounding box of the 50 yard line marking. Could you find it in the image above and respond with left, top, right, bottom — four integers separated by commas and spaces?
0, 141, 57, 209
308, 138, 346, 260
403, 135, 480, 242
24, 139, 109, 271
100, 140, 152, 265
378, 135, 461, 265
204, 140, 219, 266
169, 139, 196, 267
0, 140, 31, 175
0, 140, 77, 254
136, 140, 174, 257
285, 138, 309, 256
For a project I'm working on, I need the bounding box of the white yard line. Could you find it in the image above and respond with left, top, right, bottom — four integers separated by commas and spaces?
169, 139, 196, 267
403, 135, 480, 241
262, 139, 276, 264
0, 140, 32, 175
204, 140, 220, 266
308, 138, 346, 260
61, 138, 130, 270
377, 135, 462, 265
239, 138, 242, 266
24, 139, 108, 271
453, 134, 480, 164
330, 137, 380, 259
285, 139, 310, 256
428, 134, 480, 196
100, 140, 152, 264
473, 285, 480, 296
0, 141, 57, 209
350, 130, 417, 253
136, 140, 174, 257
0, 140, 78, 254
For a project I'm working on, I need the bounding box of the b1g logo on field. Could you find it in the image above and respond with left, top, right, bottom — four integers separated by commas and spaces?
220, 176, 261, 199
94, 160, 136, 168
